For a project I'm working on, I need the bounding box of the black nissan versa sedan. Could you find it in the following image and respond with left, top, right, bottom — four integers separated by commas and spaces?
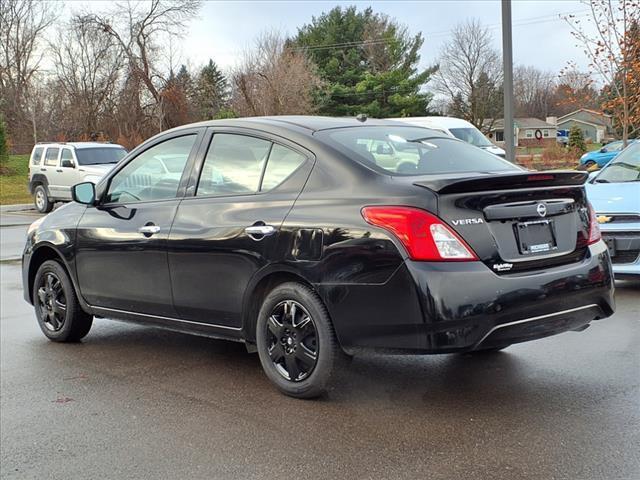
23, 116, 615, 398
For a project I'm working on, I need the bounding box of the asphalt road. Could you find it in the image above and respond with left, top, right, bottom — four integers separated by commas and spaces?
1, 231, 639, 479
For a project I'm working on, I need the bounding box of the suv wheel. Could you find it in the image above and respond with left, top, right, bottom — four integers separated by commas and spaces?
256, 282, 341, 399
33, 260, 93, 342
34, 185, 53, 213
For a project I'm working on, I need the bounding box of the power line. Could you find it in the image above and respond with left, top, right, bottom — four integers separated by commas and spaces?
286, 9, 591, 54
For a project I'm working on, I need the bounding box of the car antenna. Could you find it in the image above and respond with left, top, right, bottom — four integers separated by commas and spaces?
356, 113, 367, 123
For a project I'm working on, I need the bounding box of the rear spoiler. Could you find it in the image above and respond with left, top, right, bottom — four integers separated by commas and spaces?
413, 171, 588, 194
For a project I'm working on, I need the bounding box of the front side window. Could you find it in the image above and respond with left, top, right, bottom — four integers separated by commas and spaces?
31, 147, 44, 165
105, 135, 196, 203
44, 148, 60, 166
317, 126, 519, 176
197, 134, 271, 196
61, 149, 74, 167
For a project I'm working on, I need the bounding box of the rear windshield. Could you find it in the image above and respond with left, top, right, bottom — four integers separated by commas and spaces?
75, 147, 127, 165
316, 126, 518, 175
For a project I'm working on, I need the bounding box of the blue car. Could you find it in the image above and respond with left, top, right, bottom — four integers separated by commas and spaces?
586, 142, 640, 279
580, 140, 637, 168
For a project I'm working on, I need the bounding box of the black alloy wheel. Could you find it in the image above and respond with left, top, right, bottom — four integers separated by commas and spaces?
33, 260, 93, 342
37, 272, 67, 332
266, 300, 318, 382
256, 282, 342, 399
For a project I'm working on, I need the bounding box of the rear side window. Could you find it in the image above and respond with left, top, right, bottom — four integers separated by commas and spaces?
317, 126, 518, 175
31, 147, 44, 165
261, 144, 306, 191
44, 148, 60, 167
197, 134, 271, 196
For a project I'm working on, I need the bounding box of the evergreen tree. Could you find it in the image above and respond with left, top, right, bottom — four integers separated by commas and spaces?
568, 126, 587, 154
195, 60, 229, 120
293, 6, 436, 117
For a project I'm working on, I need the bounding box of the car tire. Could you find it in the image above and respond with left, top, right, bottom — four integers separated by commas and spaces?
34, 184, 53, 213
256, 282, 342, 399
33, 260, 93, 342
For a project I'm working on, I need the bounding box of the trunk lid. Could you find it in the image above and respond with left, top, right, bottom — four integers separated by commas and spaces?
414, 171, 591, 274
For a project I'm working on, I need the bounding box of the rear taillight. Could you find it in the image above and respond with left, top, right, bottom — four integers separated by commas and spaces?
361, 206, 478, 261
587, 202, 601, 245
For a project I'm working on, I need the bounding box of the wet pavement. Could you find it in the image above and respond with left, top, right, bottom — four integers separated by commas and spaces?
1, 263, 639, 479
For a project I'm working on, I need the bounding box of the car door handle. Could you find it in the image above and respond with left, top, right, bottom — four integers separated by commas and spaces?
56, 169, 63, 173
40, 168, 46, 171
138, 225, 161, 235
245, 225, 276, 238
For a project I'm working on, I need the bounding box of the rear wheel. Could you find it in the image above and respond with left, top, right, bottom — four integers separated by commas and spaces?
256, 282, 341, 399
34, 184, 53, 213
33, 260, 93, 342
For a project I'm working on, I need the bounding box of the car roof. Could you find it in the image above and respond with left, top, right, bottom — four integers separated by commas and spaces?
387, 116, 477, 130
34, 142, 125, 150
169, 115, 442, 134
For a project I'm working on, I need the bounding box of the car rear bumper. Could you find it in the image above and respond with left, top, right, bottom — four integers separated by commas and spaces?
321, 241, 615, 353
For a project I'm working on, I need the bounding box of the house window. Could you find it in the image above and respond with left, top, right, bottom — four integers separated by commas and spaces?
495, 131, 504, 142
543, 130, 549, 137
526, 130, 533, 138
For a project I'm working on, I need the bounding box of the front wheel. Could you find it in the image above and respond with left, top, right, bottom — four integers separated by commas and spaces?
256, 282, 341, 399
33, 185, 53, 213
33, 260, 93, 342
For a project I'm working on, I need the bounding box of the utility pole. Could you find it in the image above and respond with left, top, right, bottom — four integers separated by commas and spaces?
502, 0, 515, 162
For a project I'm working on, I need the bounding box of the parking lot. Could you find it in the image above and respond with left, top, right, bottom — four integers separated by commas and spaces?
1, 220, 638, 479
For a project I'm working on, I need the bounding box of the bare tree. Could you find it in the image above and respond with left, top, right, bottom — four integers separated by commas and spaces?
0, 0, 55, 145
50, 17, 123, 138
434, 19, 503, 131
565, 0, 640, 144
513, 65, 557, 118
231, 31, 322, 117
83, 0, 201, 131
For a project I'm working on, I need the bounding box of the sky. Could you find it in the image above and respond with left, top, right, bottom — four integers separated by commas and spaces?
62, 0, 596, 75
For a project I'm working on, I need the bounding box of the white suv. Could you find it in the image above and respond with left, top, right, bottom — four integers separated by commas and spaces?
28, 142, 127, 212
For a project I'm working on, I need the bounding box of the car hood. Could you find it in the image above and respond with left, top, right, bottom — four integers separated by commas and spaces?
80, 164, 115, 176
586, 181, 640, 213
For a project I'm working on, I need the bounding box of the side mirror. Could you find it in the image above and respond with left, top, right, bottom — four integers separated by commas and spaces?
61, 159, 75, 168
72, 182, 96, 205
599, 147, 607, 153
587, 170, 600, 183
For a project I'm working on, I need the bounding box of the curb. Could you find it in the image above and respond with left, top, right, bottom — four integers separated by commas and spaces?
0, 204, 34, 213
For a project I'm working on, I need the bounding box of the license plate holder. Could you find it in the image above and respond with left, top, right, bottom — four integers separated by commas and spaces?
604, 237, 617, 257
516, 219, 557, 254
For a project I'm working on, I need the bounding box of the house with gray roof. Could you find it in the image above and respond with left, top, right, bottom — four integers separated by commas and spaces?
556, 109, 615, 144
486, 117, 558, 147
